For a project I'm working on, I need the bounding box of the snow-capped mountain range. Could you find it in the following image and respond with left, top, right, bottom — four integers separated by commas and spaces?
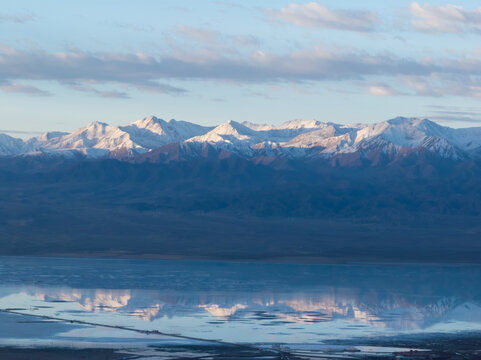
2, 116, 481, 161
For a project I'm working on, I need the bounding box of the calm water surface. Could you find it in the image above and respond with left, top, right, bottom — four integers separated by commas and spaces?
0, 256, 480, 347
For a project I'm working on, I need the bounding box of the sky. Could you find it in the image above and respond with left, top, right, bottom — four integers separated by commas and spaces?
2, 0, 481, 136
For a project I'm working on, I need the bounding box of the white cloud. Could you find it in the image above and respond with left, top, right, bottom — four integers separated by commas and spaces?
0, 82, 51, 96
267, 2, 379, 32
366, 83, 402, 96
427, 105, 481, 123
66, 83, 131, 99
172, 25, 259, 52
3, 39, 481, 100
404, 75, 481, 99
403, 76, 443, 96
410, 2, 481, 33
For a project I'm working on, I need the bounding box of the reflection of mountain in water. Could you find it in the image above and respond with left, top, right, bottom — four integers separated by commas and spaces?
36, 289, 131, 312
199, 304, 247, 319
28, 287, 481, 331
1, 259, 479, 338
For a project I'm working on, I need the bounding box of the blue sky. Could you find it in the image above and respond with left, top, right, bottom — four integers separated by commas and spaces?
2, 0, 481, 136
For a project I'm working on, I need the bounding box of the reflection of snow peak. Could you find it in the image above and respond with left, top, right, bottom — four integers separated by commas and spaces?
199, 304, 247, 318
280, 299, 383, 326
36, 289, 131, 312
26, 287, 481, 332
128, 304, 163, 321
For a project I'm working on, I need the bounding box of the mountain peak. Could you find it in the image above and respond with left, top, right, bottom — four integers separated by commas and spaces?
185, 120, 257, 147
278, 119, 324, 130
241, 121, 275, 131
212, 120, 256, 137
134, 115, 166, 127
218, 120, 246, 129
386, 116, 417, 125
0, 133, 29, 156
40, 131, 69, 140
384, 117, 440, 128
86, 121, 109, 128
75, 121, 113, 137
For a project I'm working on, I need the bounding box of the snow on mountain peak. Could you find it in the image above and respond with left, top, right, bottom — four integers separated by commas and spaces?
186, 120, 258, 146
37, 131, 69, 141
278, 119, 324, 130
132, 116, 166, 133
386, 116, 418, 125
242, 122, 276, 131
83, 121, 109, 131
214, 120, 254, 135
42, 121, 126, 150
125, 116, 213, 149
284, 126, 348, 151
0, 133, 28, 156
2, 116, 481, 160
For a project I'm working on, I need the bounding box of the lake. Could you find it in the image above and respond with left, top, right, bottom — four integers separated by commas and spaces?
0, 256, 480, 354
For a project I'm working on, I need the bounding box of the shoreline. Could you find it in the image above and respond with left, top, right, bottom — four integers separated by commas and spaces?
2, 332, 481, 360
2, 252, 481, 266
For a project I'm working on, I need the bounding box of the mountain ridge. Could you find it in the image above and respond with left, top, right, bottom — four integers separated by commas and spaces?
2, 116, 481, 163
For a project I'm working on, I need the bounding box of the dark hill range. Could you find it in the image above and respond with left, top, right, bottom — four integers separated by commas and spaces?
1, 149, 480, 263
